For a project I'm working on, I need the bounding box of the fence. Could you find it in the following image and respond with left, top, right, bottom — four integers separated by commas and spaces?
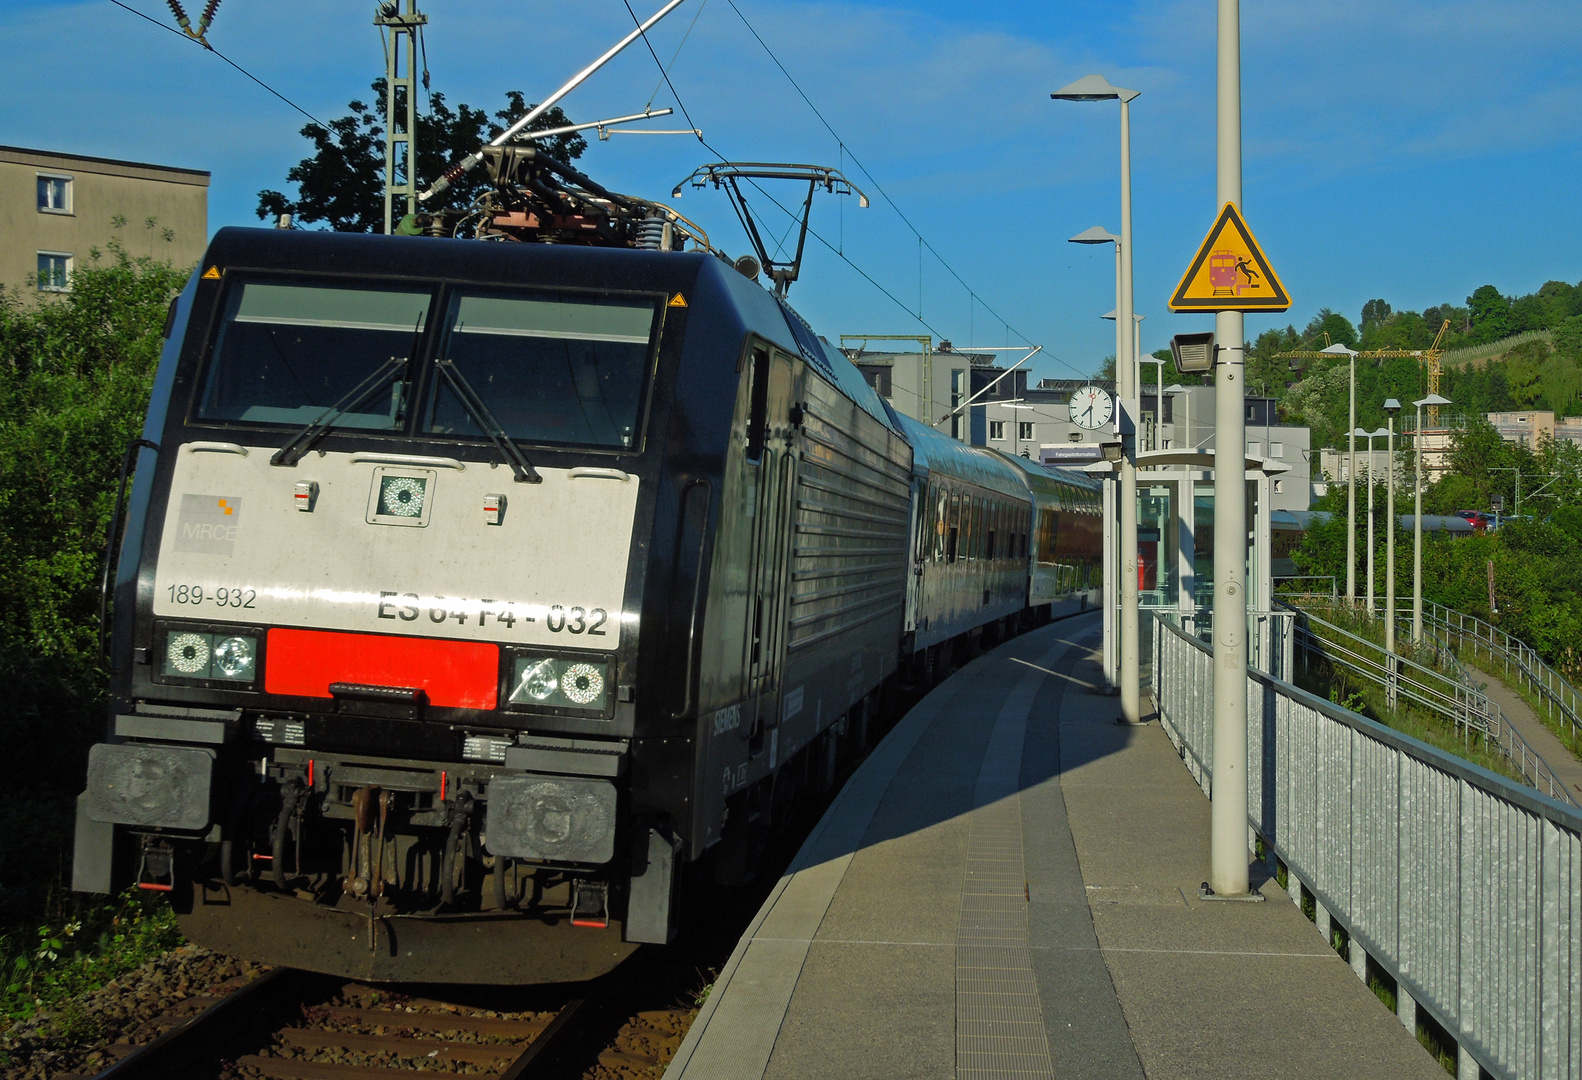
1151, 606, 1295, 683
1155, 613, 1582, 1080
1419, 598, 1582, 743
1281, 600, 1574, 808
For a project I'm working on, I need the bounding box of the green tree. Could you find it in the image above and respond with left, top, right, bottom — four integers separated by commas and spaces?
257, 82, 588, 232
1303, 308, 1358, 349
0, 227, 190, 783
1467, 284, 1513, 343
1359, 298, 1391, 335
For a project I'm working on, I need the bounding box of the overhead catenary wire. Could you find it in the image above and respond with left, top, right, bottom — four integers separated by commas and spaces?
618, 0, 1080, 376
110, 0, 326, 126
719, 0, 1038, 354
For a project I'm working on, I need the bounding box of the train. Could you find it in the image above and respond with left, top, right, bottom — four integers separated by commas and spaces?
73, 149, 1103, 983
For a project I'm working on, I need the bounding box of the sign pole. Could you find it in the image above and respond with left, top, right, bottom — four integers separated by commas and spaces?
1210, 0, 1250, 898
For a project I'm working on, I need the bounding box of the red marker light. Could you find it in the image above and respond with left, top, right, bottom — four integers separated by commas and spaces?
440, 770, 447, 802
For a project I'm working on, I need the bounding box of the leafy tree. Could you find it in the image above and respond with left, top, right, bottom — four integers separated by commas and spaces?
1468, 284, 1513, 343
0, 226, 190, 784
1360, 298, 1391, 335
257, 82, 588, 232
1554, 314, 1582, 359
1303, 308, 1358, 349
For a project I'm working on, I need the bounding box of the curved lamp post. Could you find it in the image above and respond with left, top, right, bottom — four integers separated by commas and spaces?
1322, 343, 1360, 603
1383, 400, 1400, 655
1056, 75, 1142, 725
1412, 393, 1452, 642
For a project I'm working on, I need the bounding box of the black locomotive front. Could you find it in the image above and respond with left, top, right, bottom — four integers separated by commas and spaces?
73, 227, 767, 983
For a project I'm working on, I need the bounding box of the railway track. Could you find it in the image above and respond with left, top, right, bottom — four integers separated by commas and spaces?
83, 968, 579, 1080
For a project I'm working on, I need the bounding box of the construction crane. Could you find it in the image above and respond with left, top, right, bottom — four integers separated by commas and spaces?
1276, 319, 1453, 426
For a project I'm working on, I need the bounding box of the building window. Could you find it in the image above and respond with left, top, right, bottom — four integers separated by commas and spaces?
989, 420, 1005, 441
1018, 421, 1034, 441
1248, 440, 1262, 458
37, 174, 72, 214
1270, 441, 1284, 458
36, 252, 72, 292
1274, 479, 1285, 494
860, 366, 891, 397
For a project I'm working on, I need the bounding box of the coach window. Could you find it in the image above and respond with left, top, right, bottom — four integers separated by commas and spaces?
1037, 507, 1057, 565
942, 493, 955, 566
745, 346, 770, 462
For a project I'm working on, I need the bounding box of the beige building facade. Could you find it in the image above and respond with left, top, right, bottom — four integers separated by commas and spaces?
1, 145, 209, 295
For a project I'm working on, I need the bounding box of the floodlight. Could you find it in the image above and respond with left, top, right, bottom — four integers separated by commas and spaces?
1170, 332, 1215, 374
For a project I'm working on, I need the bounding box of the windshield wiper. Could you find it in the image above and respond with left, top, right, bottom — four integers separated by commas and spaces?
435, 358, 543, 484
270, 355, 408, 467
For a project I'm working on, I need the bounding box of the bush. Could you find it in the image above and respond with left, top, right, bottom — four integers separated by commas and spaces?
0, 232, 190, 789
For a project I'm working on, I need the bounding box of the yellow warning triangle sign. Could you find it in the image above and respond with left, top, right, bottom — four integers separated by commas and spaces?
201, 265, 222, 280
1169, 203, 1289, 312
667, 292, 687, 308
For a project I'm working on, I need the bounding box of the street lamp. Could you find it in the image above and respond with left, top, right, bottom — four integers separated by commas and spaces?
1070, 227, 1139, 722
1361, 427, 1389, 614
1052, 73, 1140, 382
1055, 74, 1140, 726
1140, 357, 1165, 448
1104, 309, 1147, 423
1412, 393, 1453, 643
1383, 399, 1401, 657
1322, 343, 1360, 604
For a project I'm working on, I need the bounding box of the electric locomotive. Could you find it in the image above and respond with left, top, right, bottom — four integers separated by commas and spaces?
73, 152, 1101, 984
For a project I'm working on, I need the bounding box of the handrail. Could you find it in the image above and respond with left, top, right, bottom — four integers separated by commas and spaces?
1282, 591, 1582, 744
1417, 597, 1582, 741
1153, 610, 1582, 1080
1282, 600, 1573, 807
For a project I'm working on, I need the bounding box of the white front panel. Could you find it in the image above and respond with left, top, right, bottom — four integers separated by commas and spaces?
152, 444, 639, 649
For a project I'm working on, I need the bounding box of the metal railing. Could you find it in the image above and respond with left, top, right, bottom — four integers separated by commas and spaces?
1418, 598, 1582, 742
1282, 601, 1573, 807
1154, 614, 1582, 1080
1153, 607, 1295, 683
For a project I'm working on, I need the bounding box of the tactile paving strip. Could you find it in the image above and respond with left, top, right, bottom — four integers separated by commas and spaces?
955, 660, 1056, 1079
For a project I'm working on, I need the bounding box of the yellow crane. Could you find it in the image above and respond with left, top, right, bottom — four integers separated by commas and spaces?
1276, 319, 1453, 426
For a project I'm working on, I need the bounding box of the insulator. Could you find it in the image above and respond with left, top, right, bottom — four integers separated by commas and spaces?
635, 217, 666, 251
200, 0, 220, 26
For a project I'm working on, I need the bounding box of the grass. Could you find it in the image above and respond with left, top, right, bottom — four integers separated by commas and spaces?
1286, 603, 1531, 785
1295, 651, 1526, 784
0, 789, 183, 1035
1454, 647, 1582, 763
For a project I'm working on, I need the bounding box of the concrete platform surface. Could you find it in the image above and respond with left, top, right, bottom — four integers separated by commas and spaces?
664, 614, 1448, 1080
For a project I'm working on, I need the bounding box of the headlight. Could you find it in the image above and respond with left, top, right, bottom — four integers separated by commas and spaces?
508, 656, 612, 714
166, 632, 211, 675
378, 475, 426, 517
212, 636, 256, 679
161, 629, 259, 684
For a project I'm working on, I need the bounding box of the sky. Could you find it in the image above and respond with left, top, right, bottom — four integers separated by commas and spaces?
3, 0, 1581, 385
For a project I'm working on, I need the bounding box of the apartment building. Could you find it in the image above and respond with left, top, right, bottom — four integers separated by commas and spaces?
1, 145, 209, 295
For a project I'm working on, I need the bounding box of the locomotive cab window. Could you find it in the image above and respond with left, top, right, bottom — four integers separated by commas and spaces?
197, 281, 432, 429
427, 290, 661, 449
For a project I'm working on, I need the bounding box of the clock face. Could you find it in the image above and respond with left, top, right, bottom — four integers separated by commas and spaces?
1068, 386, 1114, 430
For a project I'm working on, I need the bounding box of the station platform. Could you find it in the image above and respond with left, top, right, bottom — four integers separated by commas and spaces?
664, 612, 1448, 1080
